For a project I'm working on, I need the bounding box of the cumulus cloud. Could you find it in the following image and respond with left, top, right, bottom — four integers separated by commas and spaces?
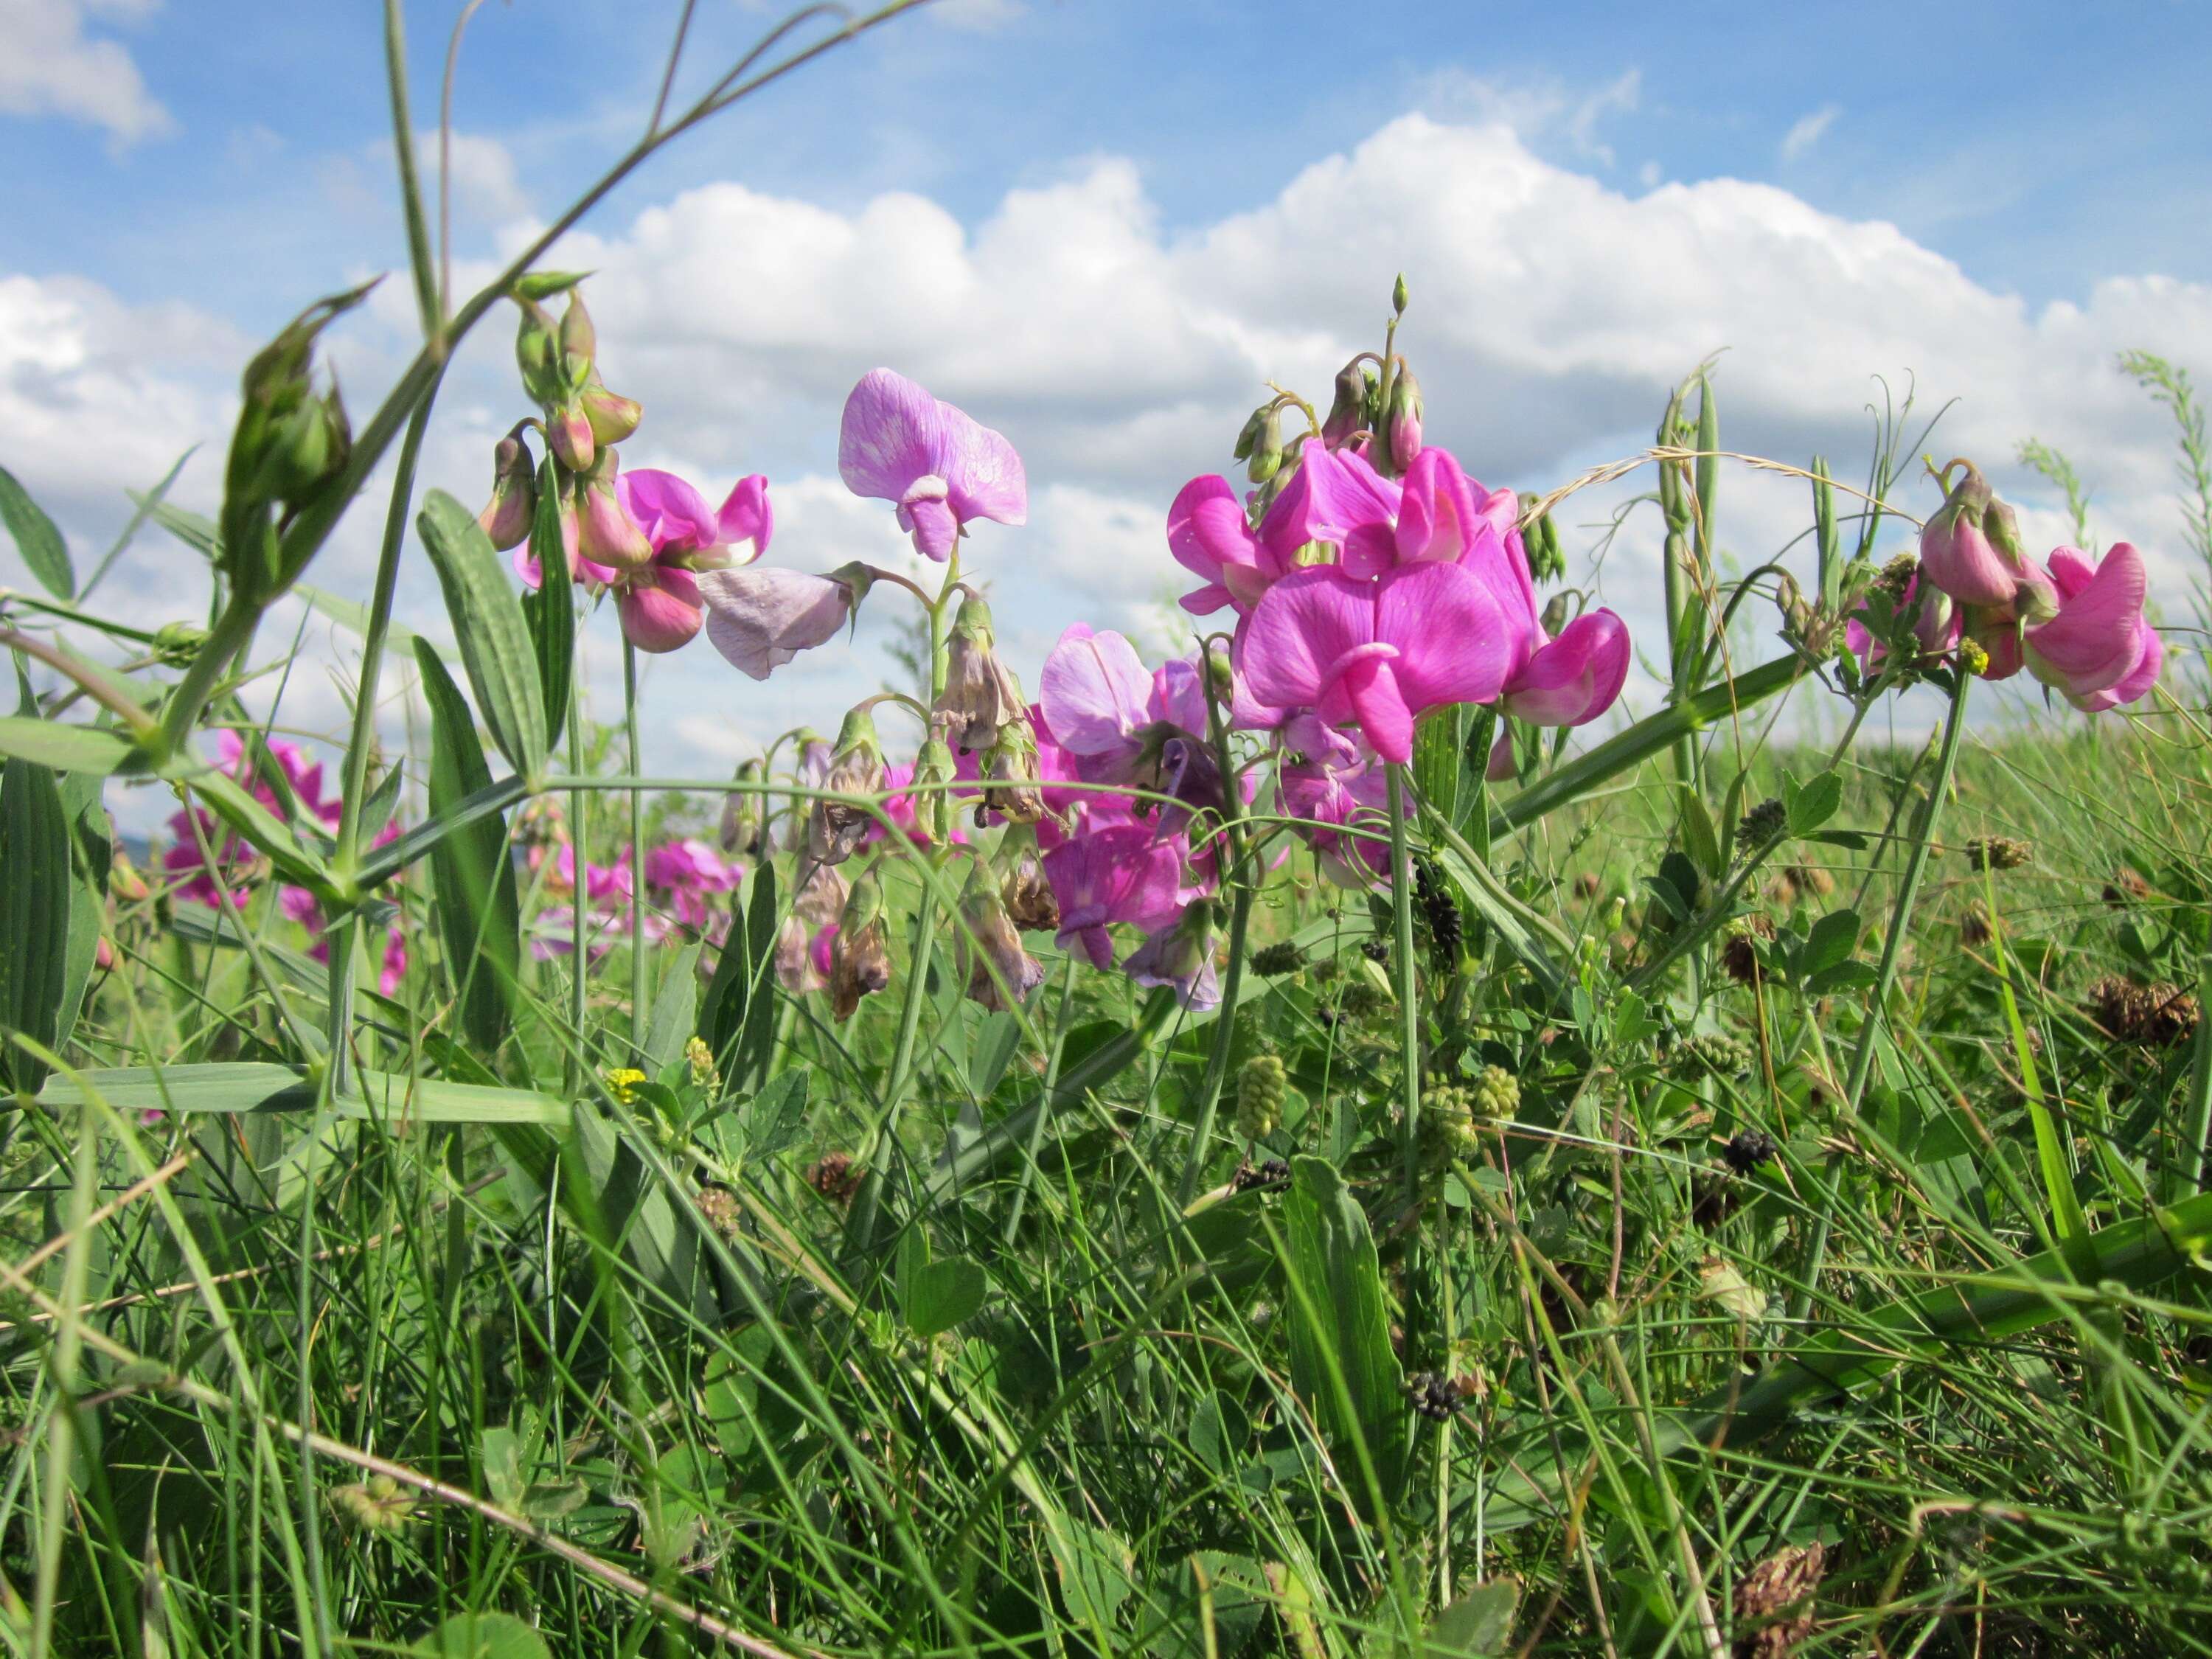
0, 0, 173, 144
9, 106, 2212, 831
1781, 105, 1840, 163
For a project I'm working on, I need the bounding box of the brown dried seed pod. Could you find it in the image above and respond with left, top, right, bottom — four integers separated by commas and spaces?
806, 1152, 862, 1205
1732, 1540, 1826, 1656
2089, 975, 2201, 1048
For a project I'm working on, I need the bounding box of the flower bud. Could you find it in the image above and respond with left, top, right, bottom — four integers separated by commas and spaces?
558, 291, 597, 385
774, 914, 827, 995
547, 397, 596, 474
830, 863, 891, 1022
1539, 591, 1573, 639
1919, 459, 2034, 608
979, 721, 1046, 825
1385, 364, 1423, 470
936, 594, 1028, 753
910, 734, 958, 848
719, 759, 765, 855
513, 299, 563, 405
1392, 272, 1409, 316
478, 432, 538, 551
1246, 406, 1284, 485
152, 621, 209, 669
574, 451, 652, 572
1518, 495, 1565, 583
1231, 404, 1267, 463
580, 381, 642, 448
961, 860, 1045, 1012
809, 708, 887, 864
1321, 360, 1368, 449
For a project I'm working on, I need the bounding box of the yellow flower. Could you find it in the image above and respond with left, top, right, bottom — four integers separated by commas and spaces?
605, 1068, 647, 1105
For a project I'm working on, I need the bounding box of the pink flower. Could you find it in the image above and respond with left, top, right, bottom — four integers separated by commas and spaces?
378, 925, 408, 998
1276, 714, 1388, 886
1239, 563, 1514, 764
610, 468, 773, 654
1166, 439, 1399, 615
838, 368, 1026, 560
2020, 543, 2162, 712
645, 838, 742, 928
1043, 816, 1189, 970
698, 568, 859, 681
1037, 625, 1227, 826
1919, 459, 2040, 609
1338, 448, 1507, 580
1122, 901, 1220, 1011
1454, 505, 1631, 728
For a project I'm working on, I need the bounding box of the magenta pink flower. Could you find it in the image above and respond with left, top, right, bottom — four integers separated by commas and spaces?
838, 369, 1026, 560
1919, 460, 2040, 609
1240, 563, 1514, 764
644, 837, 742, 928
1167, 439, 1399, 615
1043, 818, 1189, 970
1037, 625, 1230, 826
1276, 714, 1389, 886
2020, 543, 2162, 711
1452, 507, 1631, 728
606, 468, 773, 654
698, 567, 860, 681
378, 925, 408, 998
1121, 900, 1220, 1011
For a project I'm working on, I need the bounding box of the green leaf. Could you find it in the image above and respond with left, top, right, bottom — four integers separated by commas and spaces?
412, 1610, 551, 1659
1677, 783, 1723, 880
414, 640, 521, 1056
415, 489, 546, 781
0, 716, 135, 776
971, 1009, 1022, 1099
740, 1069, 808, 1159
296, 581, 423, 653
0, 757, 72, 1091
55, 770, 111, 1059
520, 459, 572, 751
904, 1256, 987, 1340
642, 944, 701, 1074
1422, 1579, 1521, 1657
184, 767, 332, 895
0, 465, 74, 598
38, 1064, 569, 1125
1278, 1155, 1408, 1522
136, 497, 220, 559
1796, 907, 1862, 981
1784, 770, 1843, 835
1413, 703, 1467, 830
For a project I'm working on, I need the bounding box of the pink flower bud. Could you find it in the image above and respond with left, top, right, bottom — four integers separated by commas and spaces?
477, 433, 538, 552
1919, 459, 2033, 608
581, 383, 642, 447
1385, 365, 1423, 471
548, 399, 596, 473
574, 453, 652, 572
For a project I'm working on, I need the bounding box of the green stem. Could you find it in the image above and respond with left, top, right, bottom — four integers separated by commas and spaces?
624, 636, 645, 1057
1793, 672, 1972, 1321
1004, 959, 1078, 1244
566, 679, 586, 1091
2180, 952, 2212, 1198
1175, 674, 1253, 1208
1388, 765, 1422, 1206
156, 601, 260, 758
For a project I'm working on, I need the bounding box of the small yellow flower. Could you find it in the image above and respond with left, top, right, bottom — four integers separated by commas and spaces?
684, 1035, 717, 1090
605, 1068, 647, 1105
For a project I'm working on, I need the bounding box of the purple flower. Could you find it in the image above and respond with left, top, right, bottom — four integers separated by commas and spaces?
2022, 543, 2163, 711
1037, 624, 1228, 827
1122, 900, 1221, 1012
1166, 439, 1400, 616
609, 468, 773, 655
838, 368, 1026, 561
1276, 714, 1389, 886
698, 568, 860, 681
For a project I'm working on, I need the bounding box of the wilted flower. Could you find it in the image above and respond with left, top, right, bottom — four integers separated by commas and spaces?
838, 368, 1027, 560
937, 595, 1029, 753
699, 566, 865, 681
961, 862, 1046, 1012
1001, 835, 1059, 932
1321, 361, 1372, 449
808, 708, 888, 865
908, 734, 959, 847
830, 863, 891, 1022
979, 720, 1047, 825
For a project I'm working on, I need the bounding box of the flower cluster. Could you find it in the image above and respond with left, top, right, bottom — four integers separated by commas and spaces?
161, 730, 408, 995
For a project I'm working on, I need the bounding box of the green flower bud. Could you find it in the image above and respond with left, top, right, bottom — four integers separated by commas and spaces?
1471, 1065, 1520, 1121
1246, 406, 1284, 485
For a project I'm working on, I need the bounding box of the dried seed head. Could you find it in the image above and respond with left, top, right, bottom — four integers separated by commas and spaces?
1736, 797, 1788, 852
2089, 975, 2200, 1048
1250, 940, 1304, 977
807, 1152, 861, 1205
1732, 1540, 1826, 1657
1961, 836, 2032, 872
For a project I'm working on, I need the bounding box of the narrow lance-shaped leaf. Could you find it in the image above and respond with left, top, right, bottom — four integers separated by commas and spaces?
0, 756, 72, 1091
414, 639, 522, 1057
520, 457, 573, 752
416, 489, 547, 781
0, 465, 74, 599
55, 771, 111, 1060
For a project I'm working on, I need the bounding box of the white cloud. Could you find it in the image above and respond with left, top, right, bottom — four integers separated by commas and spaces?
11, 107, 2212, 833
1780, 104, 1840, 163
0, 0, 173, 144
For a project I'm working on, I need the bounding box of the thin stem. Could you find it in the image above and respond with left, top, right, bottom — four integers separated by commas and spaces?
2180, 952, 2212, 1197
1004, 959, 1077, 1244
625, 635, 646, 1057
1388, 765, 1422, 1206
1793, 672, 1972, 1321
567, 677, 587, 1089
1175, 684, 1253, 1208
382, 0, 440, 340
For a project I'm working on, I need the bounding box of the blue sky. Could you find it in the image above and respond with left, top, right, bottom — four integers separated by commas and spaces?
11, 1, 2209, 322
4, 0, 2210, 816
